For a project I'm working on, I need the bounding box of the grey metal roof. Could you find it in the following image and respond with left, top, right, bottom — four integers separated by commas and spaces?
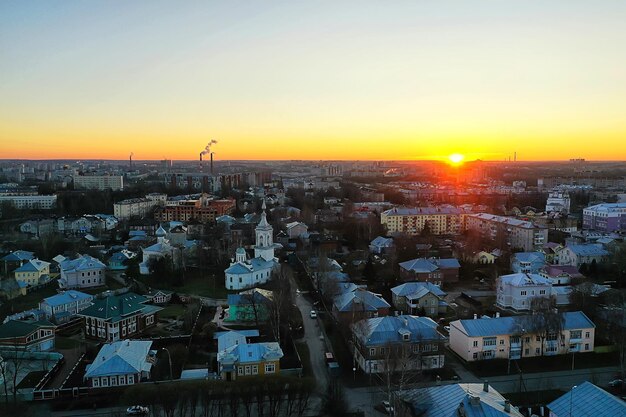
353, 315, 444, 346
391, 282, 446, 298
547, 381, 625, 417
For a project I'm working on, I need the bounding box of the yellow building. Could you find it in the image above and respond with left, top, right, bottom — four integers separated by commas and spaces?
381, 206, 468, 235
14, 259, 51, 287
217, 339, 283, 381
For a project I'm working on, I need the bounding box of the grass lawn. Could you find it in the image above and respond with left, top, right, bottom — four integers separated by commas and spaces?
55, 336, 81, 350
139, 270, 230, 299
0, 283, 58, 322
159, 304, 187, 319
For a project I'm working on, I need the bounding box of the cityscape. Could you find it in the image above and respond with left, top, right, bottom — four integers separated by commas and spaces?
1, 2, 626, 417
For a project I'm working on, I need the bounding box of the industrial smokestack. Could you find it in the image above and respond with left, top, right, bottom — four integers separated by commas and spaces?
129, 152, 134, 170
199, 152, 203, 171
210, 152, 214, 175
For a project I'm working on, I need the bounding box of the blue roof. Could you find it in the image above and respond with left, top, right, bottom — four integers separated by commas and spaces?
512, 252, 545, 263
42, 290, 92, 307
353, 315, 444, 346
399, 257, 460, 273
453, 311, 595, 337
399, 383, 524, 417
333, 289, 390, 312
225, 258, 275, 275
60, 255, 106, 272
1, 250, 35, 262
218, 342, 283, 364
85, 340, 154, 378
567, 244, 609, 257
547, 382, 625, 417
14, 259, 50, 273
391, 282, 446, 297
370, 236, 394, 247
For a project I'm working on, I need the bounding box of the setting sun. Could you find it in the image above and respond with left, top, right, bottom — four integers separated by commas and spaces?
448, 153, 465, 165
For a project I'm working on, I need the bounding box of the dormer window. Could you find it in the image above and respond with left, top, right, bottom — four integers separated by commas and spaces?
403, 333, 410, 341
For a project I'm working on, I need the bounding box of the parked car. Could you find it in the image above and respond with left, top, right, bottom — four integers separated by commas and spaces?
126, 406, 149, 415
609, 379, 623, 387
443, 326, 450, 332
381, 400, 394, 414
310, 310, 317, 319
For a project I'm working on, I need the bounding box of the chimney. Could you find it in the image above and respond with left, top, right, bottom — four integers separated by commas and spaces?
496, 312, 500, 318
210, 152, 214, 175
436, 375, 441, 385
483, 380, 489, 392
504, 400, 511, 413
469, 395, 481, 406
200, 153, 203, 171
473, 314, 478, 320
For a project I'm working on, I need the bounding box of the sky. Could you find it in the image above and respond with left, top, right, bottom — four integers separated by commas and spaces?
1, 1, 626, 161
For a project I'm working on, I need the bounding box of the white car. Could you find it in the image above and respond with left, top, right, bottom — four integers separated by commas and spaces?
310, 310, 317, 319
381, 400, 394, 414
126, 406, 149, 415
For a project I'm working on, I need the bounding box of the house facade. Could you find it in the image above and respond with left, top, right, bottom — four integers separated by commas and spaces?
391, 282, 447, 317
59, 254, 107, 289
14, 259, 51, 287
84, 340, 155, 388
398, 257, 460, 286
332, 288, 390, 325
0, 320, 56, 351
351, 315, 445, 374
510, 252, 546, 274
39, 290, 93, 323
79, 292, 162, 342
557, 244, 609, 268
465, 213, 548, 251
217, 339, 283, 381
449, 311, 595, 362
496, 273, 553, 311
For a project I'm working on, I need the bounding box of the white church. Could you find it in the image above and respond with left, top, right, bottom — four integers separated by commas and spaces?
224, 202, 281, 290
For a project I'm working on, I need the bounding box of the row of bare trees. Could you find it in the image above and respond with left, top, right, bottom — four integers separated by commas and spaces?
121, 376, 314, 417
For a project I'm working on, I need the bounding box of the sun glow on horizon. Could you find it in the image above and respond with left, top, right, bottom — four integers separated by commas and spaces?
448, 153, 465, 165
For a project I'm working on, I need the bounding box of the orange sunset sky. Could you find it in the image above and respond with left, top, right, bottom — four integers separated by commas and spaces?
1, 2, 626, 161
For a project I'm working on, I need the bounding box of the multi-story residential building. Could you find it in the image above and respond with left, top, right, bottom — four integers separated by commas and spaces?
510, 252, 546, 274
391, 282, 447, 317
465, 213, 548, 251
79, 292, 162, 342
557, 244, 610, 268
217, 335, 283, 380
59, 254, 107, 289
39, 290, 93, 323
496, 273, 553, 311
351, 315, 445, 374
163, 172, 222, 192
84, 340, 155, 388
154, 195, 235, 222
546, 190, 571, 214
381, 206, 468, 235
0, 194, 57, 211
73, 174, 124, 191
398, 257, 460, 286
14, 259, 50, 287
449, 311, 595, 362
0, 319, 56, 351
113, 193, 166, 220
582, 202, 626, 232
332, 288, 390, 325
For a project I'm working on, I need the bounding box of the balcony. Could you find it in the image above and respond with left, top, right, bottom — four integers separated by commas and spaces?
509, 348, 521, 360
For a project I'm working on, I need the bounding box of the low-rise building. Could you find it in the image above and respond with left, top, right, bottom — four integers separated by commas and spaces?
332, 288, 390, 325
496, 273, 553, 311
449, 311, 595, 362
391, 282, 447, 317
369, 236, 394, 255
0, 320, 55, 351
14, 259, 51, 287
226, 288, 273, 323
59, 254, 107, 289
557, 244, 610, 268
547, 381, 626, 417
39, 290, 93, 323
398, 257, 460, 286
84, 340, 155, 388
79, 292, 162, 342
510, 252, 546, 274
351, 315, 445, 374
217, 336, 283, 380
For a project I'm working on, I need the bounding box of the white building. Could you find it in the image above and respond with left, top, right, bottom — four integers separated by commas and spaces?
225, 202, 280, 290
39, 290, 93, 323
59, 254, 107, 289
73, 175, 124, 191
84, 340, 155, 387
546, 190, 571, 214
0, 194, 57, 210
113, 193, 166, 220
496, 273, 552, 311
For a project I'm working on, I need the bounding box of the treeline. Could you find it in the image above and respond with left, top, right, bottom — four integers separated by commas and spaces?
120, 376, 315, 417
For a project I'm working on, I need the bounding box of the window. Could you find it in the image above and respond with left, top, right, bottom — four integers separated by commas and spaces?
535, 348, 540, 355
128, 375, 134, 384
499, 339, 504, 345
119, 376, 126, 385
238, 366, 244, 376
547, 332, 558, 341
525, 337, 530, 344
252, 365, 258, 375
102, 378, 109, 387
536, 336, 540, 342
473, 352, 478, 359
93, 378, 100, 387
520, 291, 527, 296
473, 341, 478, 347
524, 348, 529, 355
585, 331, 590, 338
585, 343, 590, 351
369, 348, 375, 356
570, 330, 582, 339
245, 365, 251, 375
265, 363, 276, 374
483, 337, 497, 347
539, 290, 546, 295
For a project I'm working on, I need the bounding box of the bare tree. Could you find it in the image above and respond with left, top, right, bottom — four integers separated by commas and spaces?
268, 266, 293, 343
523, 297, 565, 356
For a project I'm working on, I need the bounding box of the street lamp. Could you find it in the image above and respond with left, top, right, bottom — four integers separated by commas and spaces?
161, 347, 173, 380
569, 385, 577, 417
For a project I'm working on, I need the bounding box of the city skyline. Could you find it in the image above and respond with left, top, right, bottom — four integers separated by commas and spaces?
2, 1, 626, 161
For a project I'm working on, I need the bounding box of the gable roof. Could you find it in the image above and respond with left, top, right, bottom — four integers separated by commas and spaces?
565, 244, 609, 257
85, 340, 154, 378
512, 252, 546, 263
1, 250, 35, 262
452, 311, 595, 337
398, 383, 524, 417
547, 382, 625, 417
218, 341, 284, 364
214, 329, 260, 351
333, 288, 390, 312
60, 254, 106, 272
391, 282, 446, 298
370, 236, 394, 247
14, 259, 50, 273
0, 319, 55, 340
399, 257, 460, 273
79, 292, 159, 322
